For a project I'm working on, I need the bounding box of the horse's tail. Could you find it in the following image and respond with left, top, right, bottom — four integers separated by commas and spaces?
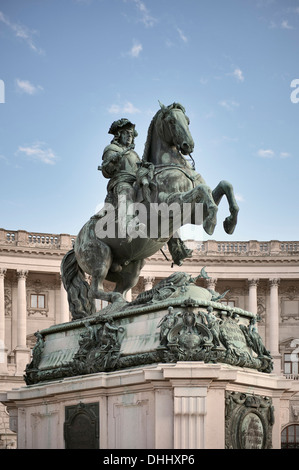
61, 248, 95, 320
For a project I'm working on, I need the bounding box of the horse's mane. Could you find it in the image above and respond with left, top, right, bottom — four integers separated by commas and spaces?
142, 102, 186, 162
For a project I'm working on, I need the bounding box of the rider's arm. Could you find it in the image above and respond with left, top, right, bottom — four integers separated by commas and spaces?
101, 149, 121, 178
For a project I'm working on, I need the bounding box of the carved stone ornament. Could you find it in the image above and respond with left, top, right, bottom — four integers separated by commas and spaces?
225, 391, 274, 449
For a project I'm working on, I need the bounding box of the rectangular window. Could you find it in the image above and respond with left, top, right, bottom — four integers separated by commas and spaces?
30, 294, 45, 309
284, 353, 299, 375
221, 300, 235, 307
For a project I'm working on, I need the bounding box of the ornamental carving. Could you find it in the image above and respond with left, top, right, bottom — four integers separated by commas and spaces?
281, 285, 299, 300
225, 391, 274, 449
157, 301, 272, 372
158, 304, 214, 361
70, 319, 125, 376
4, 287, 12, 316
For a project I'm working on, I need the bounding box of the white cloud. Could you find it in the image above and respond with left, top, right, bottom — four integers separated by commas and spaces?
281, 20, 293, 30
257, 149, 291, 159
257, 149, 275, 158
133, 0, 157, 27
18, 142, 57, 165
219, 100, 240, 110
129, 41, 143, 57
16, 79, 43, 95
0, 11, 44, 54
280, 152, 291, 158
233, 68, 244, 82
235, 193, 244, 202
177, 28, 188, 43
108, 101, 140, 114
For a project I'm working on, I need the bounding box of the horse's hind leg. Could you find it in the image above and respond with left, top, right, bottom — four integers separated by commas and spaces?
112, 259, 145, 300
88, 244, 123, 304
212, 180, 239, 234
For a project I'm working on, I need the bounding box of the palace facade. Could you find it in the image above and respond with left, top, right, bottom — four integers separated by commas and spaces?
0, 228, 299, 448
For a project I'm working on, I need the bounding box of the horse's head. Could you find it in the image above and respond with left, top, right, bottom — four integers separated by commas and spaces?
158, 102, 194, 155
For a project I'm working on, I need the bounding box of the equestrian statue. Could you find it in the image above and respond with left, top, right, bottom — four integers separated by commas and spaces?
61, 102, 239, 320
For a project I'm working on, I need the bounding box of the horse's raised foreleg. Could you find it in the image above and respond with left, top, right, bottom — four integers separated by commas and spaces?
164, 184, 218, 235
212, 180, 239, 234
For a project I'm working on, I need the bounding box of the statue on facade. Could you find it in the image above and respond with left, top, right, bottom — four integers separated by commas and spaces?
61, 102, 240, 320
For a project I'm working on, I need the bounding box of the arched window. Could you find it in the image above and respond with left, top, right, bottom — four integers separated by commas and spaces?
281, 425, 299, 449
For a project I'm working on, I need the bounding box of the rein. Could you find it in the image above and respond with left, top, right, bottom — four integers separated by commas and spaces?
153, 163, 197, 187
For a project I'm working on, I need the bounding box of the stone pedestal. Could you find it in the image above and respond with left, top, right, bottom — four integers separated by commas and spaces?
0, 362, 292, 449
1, 273, 287, 449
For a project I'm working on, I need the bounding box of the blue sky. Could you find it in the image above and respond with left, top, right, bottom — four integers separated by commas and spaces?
0, 0, 298, 242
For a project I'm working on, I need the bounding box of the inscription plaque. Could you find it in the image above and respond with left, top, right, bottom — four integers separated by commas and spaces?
64, 402, 99, 449
240, 411, 264, 449
220, 318, 250, 352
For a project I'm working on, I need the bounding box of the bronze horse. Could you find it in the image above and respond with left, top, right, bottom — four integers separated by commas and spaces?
61, 102, 239, 319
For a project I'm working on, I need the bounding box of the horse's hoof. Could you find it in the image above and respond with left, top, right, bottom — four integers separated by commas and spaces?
203, 219, 216, 236
223, 216, 236, 234
111, 293, 125, 303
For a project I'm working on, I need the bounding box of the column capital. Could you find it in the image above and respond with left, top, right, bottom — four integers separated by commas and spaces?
144, 275, 155, 291
248, 278, 259, 287
206, 278, 217, 290
17, 270, 28, 280
0, 268, 7, 279
269, 278, 280, 287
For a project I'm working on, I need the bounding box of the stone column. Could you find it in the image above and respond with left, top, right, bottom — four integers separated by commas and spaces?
0, 268, 7, 373
15, 270, 30, 375
144, 276, 155, 291
126, 289, 132, 302
269, 278, 281, 375
173, 386, 207, 449
60, 276, 70, 324
248, 278, 259, 315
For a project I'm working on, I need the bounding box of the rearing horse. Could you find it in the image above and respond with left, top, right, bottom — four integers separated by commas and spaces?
61, 102, 239, 319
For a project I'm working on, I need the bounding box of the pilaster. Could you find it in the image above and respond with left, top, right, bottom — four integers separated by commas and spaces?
173, 385, 207, 449
15, 270, 30, 375
0, 268, 8, 373
269, 278, 281, 375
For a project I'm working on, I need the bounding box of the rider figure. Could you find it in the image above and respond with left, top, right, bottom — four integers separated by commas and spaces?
100, 118, 152, 241
101, 118, 140, 206
99, 118, 192, 265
